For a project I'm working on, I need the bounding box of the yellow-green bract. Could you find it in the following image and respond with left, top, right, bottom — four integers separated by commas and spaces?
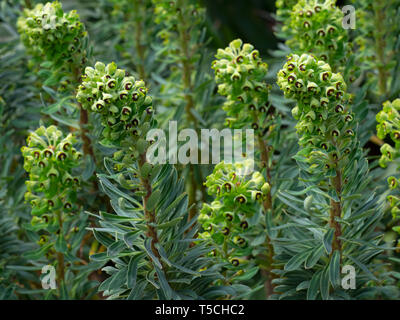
376, 99, 400, 223
211, 39, 271, 129
21, 125, 82, 224
285, 0, 350, 73
76, 61, 154, 163
199, 160, 269, 267
277, 53, 356, 174
17, 1, 87, 89
376, 99, 400, 168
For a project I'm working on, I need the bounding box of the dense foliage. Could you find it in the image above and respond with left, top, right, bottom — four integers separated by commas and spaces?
1, 0, 400, 300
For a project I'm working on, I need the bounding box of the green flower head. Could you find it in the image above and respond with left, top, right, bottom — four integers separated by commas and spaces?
77, 61, 154, 162
21, 125, 81, 220
277, 53, 355, 174
17, 1, 87, 88
212, 39, 271, 128
286, 0, 350, 72
199, 160, 268, 267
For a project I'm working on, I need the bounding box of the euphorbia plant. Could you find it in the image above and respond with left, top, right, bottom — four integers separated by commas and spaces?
76, 61, 154, 157
17, 1, 88, 91
22, 125, 82, 224
16, 2, 108, 298
376, 98, 400, 233
280, 0, 356, 81
2, 0, 400, 302
275, 53, 391, 299
211, 38, 284, 296
21, 125, 99, 298
212, 39, 271, 129
211, 39, 277, 179
275, 0, 299, 38
78, 61, 231, 299
17, 1, 96, 167
289, 0, 348, 65
152, 0, 207, 219
199, 160, 271, 297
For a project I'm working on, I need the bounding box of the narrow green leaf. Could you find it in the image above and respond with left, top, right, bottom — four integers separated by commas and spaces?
320, 266, 330, 300
55, 235, 68, 253
285, 249, 312, 271
323, 228, 334, 254
146, 270, 160, 289
347, 255, 378, 281
98, 175, 140, 206
127, 280, 147, 300
89, 252, 109, 262
123, 231, 141, 249
82, 154, 96, 181
235, 266, 259, 281
305, 245, 325, 269
100, 212, 139, 222
159, 192, 187, 219
150, 216, 183, 229
155, 265, 173, 299
144, 238, 162, 269
296, 280, 310, 291
127, 255, 140, 288
147, 189, 161, 212
155, 243, 201, 276
49, 113, 79, 129
107, 240, 126, 257
23, 243, 52, 260
329, 250, 340, 287
108, 268, 128, 291
93, 230, 114, 247
59, 281, 69, 300
98, 275, 114, 293
307, 272, 321, 300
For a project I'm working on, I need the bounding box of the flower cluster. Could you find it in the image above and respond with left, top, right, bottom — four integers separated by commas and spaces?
275, 0, 300, 36
376, 99, 400, 221
17, 1, 87, 89
285, 0, 350, 73
376, 99, 400, 168
211, 39, 272, 129
21, 125, 82, 226
76, 61, 154, 161
199, 160, 270, 268
277, 53, 355, 175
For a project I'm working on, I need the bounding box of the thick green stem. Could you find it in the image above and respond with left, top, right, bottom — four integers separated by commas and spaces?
252, 111, 273, 209
176, 1, 204, 220
258, 136, 272, 210
133, 0, 146, 80
253, 114, 275, 297
138, 154, 166, 270
328, 134, 344, 263
72, 67, 96, 162
222, 237, 230, 287
72, 66, 106, 203
330, 169, 343, 261
79, 107, 94, 159
55, 210, 65, 292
